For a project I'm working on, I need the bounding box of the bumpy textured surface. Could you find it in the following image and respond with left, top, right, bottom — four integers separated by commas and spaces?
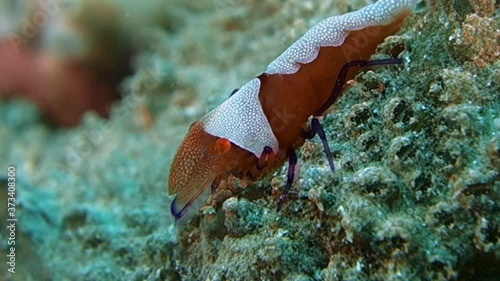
0, 0, 499, 280
266, 0, 421, 74
202, 78, 279, 157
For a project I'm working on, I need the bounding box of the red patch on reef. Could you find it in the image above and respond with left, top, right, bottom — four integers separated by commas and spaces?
0, 39, 119, 127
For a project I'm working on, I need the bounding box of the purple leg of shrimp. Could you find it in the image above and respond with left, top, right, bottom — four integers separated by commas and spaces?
257, 146, 273, 170
314, 58, 403, 116
277, 148, 297, 212
211, 177, 221, 193
304, 58, 403, 174
301, 118, 335, 174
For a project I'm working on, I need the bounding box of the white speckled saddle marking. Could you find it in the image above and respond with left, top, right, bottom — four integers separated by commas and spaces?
266, 0, 421, 75
201, 78, 279, 157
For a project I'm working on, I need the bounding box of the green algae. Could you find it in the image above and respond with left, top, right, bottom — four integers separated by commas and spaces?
1, 0, 499, 280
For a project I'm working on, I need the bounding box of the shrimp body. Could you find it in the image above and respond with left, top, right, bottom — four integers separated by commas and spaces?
169, 0, 421, 219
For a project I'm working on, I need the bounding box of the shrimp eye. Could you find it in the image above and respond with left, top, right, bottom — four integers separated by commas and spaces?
213, 138, 232, 155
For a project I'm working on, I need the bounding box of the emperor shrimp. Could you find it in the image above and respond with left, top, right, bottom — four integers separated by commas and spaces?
168, 0, 421, 219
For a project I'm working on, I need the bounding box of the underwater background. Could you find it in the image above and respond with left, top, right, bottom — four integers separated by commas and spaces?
0, 0, 499, 280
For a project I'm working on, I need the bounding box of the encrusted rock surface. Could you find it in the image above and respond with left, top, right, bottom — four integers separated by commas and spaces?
0, 0, 498, 280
